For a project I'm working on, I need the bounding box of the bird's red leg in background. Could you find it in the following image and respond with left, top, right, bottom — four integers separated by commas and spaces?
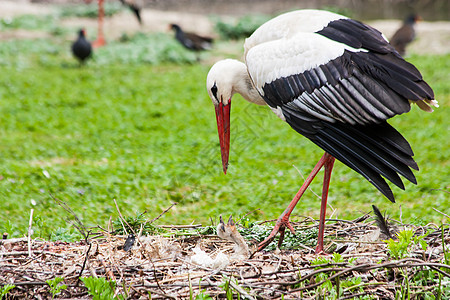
253, 152, 335, 256
92, 0, 106, 48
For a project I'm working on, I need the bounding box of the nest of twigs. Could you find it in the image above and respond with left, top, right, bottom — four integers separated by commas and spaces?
1, 207, 449, 299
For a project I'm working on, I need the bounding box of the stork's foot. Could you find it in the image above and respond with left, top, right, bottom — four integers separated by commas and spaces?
250, 213, 296, 258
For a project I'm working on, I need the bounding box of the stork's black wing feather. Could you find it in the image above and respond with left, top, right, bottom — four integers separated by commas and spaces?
317, 19, 393, 54
280, 105, 414, 202
315, 19, 434, 101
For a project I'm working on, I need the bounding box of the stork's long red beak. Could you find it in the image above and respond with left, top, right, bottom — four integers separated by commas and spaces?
214, 101, 231, 174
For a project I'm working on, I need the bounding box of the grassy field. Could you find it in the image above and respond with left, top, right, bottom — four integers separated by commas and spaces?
0, 17, 448, 240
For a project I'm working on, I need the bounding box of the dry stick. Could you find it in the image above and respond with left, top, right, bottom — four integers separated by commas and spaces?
261, 262, 349, 278
1, 281, 48, 287
0, 237, 27, 244
27, 209, 34, 258
253, 258, 411, 288
433, 207, 450, 220
99, 258, 116, 281
88, 263, 98, 278
241, 282, 296, 298
237, 209, 262, 224
0, 251, 65, 257
399, 205, 403, 224
176, 256, 233, 275
431, 188, 450, 195
76, 242, 92, 286
238, 265, 262, 281
288, 258, 450, 293
273, 256, 284, 274
159, 224, 202, 229
50, 194, 88, 240
413, 263, 450, 278
289, 263, 373, 292
148, 202, 178, 225
352, 212, 371, 223
144, 288, 177, 299
225, 276, 256, 300
315, 218, 357, 224
343, 281, 388, 293
114, 199, 131, 236
334, 239, 386, 245
137, 202, 177, 238
337, 292, 368, 300
149, 258, 175, 299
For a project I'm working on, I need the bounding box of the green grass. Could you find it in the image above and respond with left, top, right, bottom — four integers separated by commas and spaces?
0, 20, 448, 239
0, 14, 58, 31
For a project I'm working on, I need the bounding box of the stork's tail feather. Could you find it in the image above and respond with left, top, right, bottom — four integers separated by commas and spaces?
312, 120, 417, 202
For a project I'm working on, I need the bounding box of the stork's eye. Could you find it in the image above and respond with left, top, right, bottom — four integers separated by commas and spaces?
211, 83, 218, 100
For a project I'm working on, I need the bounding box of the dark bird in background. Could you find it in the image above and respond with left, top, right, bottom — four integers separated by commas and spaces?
170, 24, 213, 60
119, 0, 143, 25
71, 29, 92, 65
390, 14, 421, 56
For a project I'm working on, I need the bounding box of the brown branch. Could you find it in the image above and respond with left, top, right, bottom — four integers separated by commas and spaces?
76, 242, 93, 286
159, 224, 202, 229
287, 258, 450, 292
148, 202, 178, 225
0, 251, 65, 257
50, 194, 89, 240
337, 292, 368, 300
113, 199, 132, 236
27, 209, 34, 258
99, 258, 115, 281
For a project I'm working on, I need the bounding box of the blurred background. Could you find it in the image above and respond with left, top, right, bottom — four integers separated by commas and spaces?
1, 0, 449, 60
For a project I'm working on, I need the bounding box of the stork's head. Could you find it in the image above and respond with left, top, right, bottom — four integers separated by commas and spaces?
207, 59, 263, 174
206, 60, 238, 174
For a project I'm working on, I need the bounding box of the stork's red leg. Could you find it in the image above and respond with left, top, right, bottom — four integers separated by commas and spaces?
315, 154, 335, 254
254, 152, 335, 254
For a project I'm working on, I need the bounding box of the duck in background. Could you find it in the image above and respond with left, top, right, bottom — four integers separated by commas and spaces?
170, 23, 213, 61
390, 14, 421, 56
71, 29, 92, 65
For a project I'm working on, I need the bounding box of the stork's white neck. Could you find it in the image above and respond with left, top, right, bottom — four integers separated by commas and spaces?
229, 60, 266, 106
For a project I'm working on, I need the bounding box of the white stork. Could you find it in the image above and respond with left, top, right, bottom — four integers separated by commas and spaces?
206, 9, 437, 254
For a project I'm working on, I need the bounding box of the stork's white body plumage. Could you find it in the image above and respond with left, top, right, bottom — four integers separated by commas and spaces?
206, 9, 436, 254
245, 11, 361, 87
